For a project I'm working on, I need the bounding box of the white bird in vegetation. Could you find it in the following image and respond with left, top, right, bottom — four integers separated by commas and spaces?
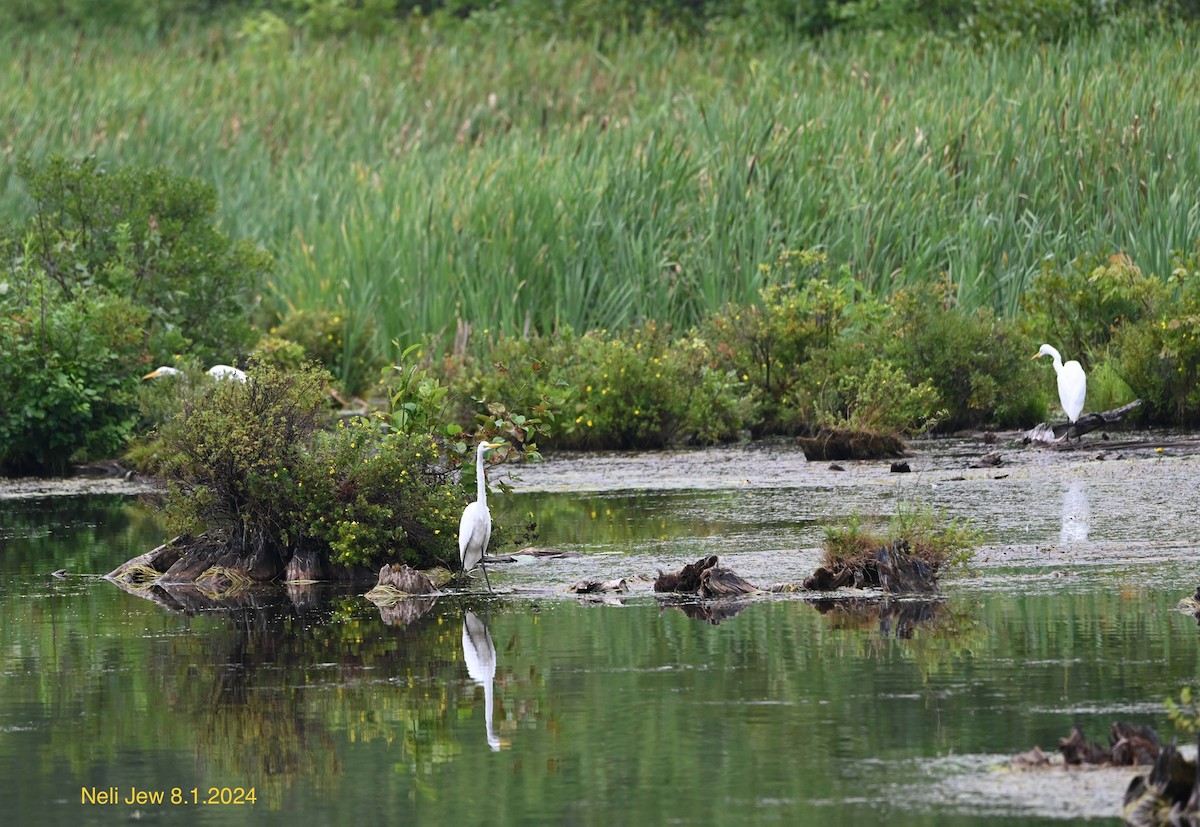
143, 364, 247, 382
459, 440, 504, 592
1032, 343, 1086, 424
206, 364, 247, 382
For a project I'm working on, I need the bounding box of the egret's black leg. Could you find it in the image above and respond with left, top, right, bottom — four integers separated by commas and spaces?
480, 559, 494, 593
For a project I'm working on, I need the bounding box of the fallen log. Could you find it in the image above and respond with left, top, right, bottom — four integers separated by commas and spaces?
1023, 399, 1142, 445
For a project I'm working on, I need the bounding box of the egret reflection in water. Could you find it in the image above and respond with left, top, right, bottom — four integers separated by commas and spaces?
1060, 480, 1091, 544
462, 611, 504, 751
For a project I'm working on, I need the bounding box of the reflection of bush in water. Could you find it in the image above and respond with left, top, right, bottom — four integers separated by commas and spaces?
810, 598, 984, 677
164, 598, 552, 804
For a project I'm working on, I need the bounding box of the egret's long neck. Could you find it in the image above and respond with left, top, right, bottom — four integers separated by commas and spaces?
1043, 346, 1064, 372
476, 447, 488, 505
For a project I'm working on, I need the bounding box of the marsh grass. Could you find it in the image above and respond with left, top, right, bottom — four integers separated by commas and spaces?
5, 21, 1200, 357
823, 505, 979, 571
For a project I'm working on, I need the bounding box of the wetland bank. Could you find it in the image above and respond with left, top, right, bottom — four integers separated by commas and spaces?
3, 434, 1200, 825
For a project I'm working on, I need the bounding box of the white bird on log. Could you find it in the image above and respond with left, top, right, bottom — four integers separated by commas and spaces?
1032, 343, 1086, 424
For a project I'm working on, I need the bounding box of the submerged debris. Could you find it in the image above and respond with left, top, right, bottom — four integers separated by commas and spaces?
811, 596, 944, 638
970, 450, 1004, 468
1177, 586, 1200, 621
662, 598, 753, 625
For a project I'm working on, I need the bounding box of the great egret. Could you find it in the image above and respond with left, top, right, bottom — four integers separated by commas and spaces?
462, 611, 502, 751
206, 364, 247, 382
1032, 344, 1086, 425
459, 440, 503, 592
143, 364, 247, 382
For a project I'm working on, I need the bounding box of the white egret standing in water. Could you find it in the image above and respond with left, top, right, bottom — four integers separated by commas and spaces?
462, 611, 502, 751
1032, 344, 1086, 425
459, 440, 504, 592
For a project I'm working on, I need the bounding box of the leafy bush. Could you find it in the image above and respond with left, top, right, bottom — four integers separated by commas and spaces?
0, 156, 271, 472
887, 278, 1043, 430
159, 359, 332, 552
156, 356, 531, 573
703, 250, 880, 435
11, 156, 269, 369
1112, 300, 1200, 424
807, 355, 942, 435
1020, 252, 1165, 370
0, 269, 148, 473
296, 418, 463, 569
271, 308, 382, 398
444, 322, 751, 450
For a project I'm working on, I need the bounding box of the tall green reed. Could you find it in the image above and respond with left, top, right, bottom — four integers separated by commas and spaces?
4, 21, 1199, 361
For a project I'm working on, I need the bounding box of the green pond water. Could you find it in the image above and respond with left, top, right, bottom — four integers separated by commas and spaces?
3, 439, 1200, 826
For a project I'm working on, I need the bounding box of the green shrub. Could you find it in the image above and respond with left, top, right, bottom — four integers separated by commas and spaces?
159, 359, 332, 551
296, 417, 463, 569
156, 355, 533, 573
444, 322, 751, 450
703, 250, 881, 435
807, 355, 942, 435
0, 156, 271, 472
11, 156, 270, 369
0, 270, 148, 473
1113, 313, 1200, 424
1020, 252, 1166, 369
272, 308, 382, 398
887, 278, 1043, 430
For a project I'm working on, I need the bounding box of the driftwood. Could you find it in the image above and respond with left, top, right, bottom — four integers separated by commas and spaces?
1023, 399, 1142, 445
105, 535, 186, 581
802, 540, 938, 594
486, 546, 580, 563
654, 555, 758, 597
798, 429, 907, 461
